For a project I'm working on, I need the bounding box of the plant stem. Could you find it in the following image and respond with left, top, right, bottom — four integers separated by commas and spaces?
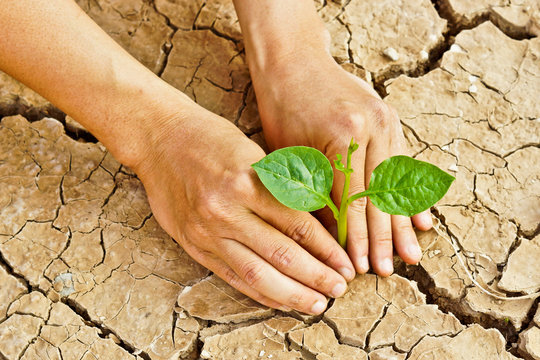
348, 190, 370, 204
337, 145, 354, 248
325, 199, 340, 220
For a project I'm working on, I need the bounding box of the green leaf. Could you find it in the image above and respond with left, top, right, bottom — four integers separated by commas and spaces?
348, 138, 359, 153
334, 154, 347, 172
350, 155, 455, 216
252, 146, 334, 212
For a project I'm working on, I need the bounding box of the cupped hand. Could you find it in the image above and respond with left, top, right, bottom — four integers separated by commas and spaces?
250, 55, 433, 276
132, 101, 355, 314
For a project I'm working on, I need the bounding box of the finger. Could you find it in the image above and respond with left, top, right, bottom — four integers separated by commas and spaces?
344, 145, 370, 274
179, 239, 286, 310
227, 213, 349, 297
328, 140, 369, 275
367, 199, 394, 276
347, 195, 370, 274
386, 108, 422, 265
412, 210, 433, 231
365, 129, 394, 277
249, 188, 355, 282
391, 215, 422, 264
219, 238, 329, 314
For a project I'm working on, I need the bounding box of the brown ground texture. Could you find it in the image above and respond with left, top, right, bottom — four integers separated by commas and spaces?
1, 0, 539, 359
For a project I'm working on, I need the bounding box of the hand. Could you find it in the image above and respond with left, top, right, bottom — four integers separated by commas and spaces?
133, 100, 356, 314
250, 55, 433, 276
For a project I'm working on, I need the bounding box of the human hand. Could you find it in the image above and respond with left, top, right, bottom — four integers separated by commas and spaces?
250, 55, 433, 276
132, 100, 355, 314
0, 0, 354, 315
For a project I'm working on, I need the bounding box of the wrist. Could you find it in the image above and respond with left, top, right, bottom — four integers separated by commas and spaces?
77, 75, 195, 172
246, 29, 332, 78
234, 0, 333, 81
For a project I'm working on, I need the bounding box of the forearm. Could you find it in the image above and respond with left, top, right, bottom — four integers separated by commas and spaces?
232, 0, 334, 78
0, 0, 189, 168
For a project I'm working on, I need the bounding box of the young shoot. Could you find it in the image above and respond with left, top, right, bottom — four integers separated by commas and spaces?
251, 139, 455, 248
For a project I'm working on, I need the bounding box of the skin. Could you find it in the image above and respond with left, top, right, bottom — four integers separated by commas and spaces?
0, 0, 432, 315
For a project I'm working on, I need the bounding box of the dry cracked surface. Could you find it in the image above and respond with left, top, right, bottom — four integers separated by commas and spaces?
0, 0, 539, 359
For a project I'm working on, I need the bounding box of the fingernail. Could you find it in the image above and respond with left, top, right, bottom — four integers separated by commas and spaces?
357, 256, 369, 273
380, 258, 394, 275
279, 305, 292, 312
423, 213, 433, 228
331, 282, 347, 297
311, 300, 327, 314
339, 267, 354, 280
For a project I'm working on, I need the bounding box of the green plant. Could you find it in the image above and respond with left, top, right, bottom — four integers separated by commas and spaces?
252, 139, 455, 248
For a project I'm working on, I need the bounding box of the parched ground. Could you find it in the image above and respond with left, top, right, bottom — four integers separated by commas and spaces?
0, 0, 539, 359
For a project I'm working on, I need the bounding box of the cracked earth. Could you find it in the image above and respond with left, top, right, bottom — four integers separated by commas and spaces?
0, 0, 539, 359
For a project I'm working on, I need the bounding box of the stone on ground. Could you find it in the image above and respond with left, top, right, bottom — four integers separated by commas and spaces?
519, 326, 540, 360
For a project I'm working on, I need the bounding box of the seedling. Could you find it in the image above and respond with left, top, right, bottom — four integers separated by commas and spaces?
252, 139, 455, 248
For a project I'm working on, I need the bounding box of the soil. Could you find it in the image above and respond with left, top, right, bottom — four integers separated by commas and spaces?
0, 0, 539, 359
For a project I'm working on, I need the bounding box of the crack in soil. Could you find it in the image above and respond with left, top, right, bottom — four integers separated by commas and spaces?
394, 211, 535, 354
0, 239, 152, 359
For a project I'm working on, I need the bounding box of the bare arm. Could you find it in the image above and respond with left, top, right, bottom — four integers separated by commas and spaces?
0, 0, 188, 167
0, 0, 354, 315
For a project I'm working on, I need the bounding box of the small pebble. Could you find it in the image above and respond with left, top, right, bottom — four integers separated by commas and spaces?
420, 50, 429, 60
469, 84, 478, 93
450, 44, 465, 53
259, 350, 265, 357
383, 47, 400, 61
180, 286, 192, 295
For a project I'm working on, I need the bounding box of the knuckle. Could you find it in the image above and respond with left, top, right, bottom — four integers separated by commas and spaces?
287, 292, 306, 308
178, 239, 210, 263
269, 244, 294, 269
334, 112, 366, 139
348, 182, 366, 195
230, 171, 257, 198
350, 230, 369, 247
194, 192, 230, 222
372, 230, 394, 246
223, 267, 242, 288
311, 270, 329, 289
367, 98, 395, 130
184, 217, 207, 237
348, 196, 367, 213
323, 107, 366, 138
396, 221, 414, 235
287, 219, 315, 245
239, 261, 264, 287
319, 246, 341, 265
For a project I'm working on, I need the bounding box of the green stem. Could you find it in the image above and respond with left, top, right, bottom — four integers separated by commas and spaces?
337, 146, 354, 248
348, 190, 370, 204
325, 198, 340, 221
